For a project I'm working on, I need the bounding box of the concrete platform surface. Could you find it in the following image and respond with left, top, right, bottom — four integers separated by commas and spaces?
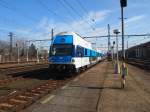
21, 61, 150, 112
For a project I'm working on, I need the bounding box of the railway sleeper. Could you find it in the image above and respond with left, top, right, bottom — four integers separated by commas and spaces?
0, 103, 14, 109
23, 93, 40, 100
17, 95, 33, 100
10, 99, 27, 104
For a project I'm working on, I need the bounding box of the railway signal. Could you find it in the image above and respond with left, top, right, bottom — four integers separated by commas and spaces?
120, 0, 127, 59
120, 0, 127, 7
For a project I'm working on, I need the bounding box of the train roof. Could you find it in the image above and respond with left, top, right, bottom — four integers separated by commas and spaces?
54, 32, 101, 53
55, 32, 83, 38
128, 41, 150, 50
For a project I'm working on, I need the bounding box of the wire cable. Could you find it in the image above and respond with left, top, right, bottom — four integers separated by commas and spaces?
57, 0, 79, 22
76, 0, 96, 23
63, 0, 95, 31
36, 0, 75, 31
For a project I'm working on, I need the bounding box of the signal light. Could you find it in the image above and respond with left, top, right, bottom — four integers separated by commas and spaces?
120, 0, 127, 7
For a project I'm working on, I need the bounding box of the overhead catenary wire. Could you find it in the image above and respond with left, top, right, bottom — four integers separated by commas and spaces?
76, 0, 95, 22
76, 0, 89, 15
57, 0, 92, 33
57, 0, 79, 22
36, 0, 75, 31
63, 0, 95, 31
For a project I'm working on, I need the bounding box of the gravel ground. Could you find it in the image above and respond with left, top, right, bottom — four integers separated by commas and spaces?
0, 68, 50, 97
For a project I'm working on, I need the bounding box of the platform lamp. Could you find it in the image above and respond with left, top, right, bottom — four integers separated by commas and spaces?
113, 29, 120, 74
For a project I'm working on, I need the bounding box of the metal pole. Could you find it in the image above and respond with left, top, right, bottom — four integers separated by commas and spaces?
116, 34, 119, 63
113, 45, 115, 61
121, 7, 125, 59
17, 44, 20, 63
51, 28, 54, 41
26, 41, 29, 62
37, 48, 39, 63
107, 24, 110, 52
27, 48, 29, 62
115, 34, 120, 74
113, 41, 115, 61
126, 37, 129, 58
111, 46, 113, 60
8, 32, 13, 62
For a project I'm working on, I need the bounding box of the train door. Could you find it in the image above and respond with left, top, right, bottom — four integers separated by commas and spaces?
76, 46, 84, 68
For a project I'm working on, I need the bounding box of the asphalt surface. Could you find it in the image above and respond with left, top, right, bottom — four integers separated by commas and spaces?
21, 61, 150, 112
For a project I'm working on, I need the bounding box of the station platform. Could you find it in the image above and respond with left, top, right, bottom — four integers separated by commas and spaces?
22, 61, 150, 112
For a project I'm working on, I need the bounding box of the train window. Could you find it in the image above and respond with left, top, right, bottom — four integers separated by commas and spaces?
77, 46, 84, 57
51, 44, 73, 56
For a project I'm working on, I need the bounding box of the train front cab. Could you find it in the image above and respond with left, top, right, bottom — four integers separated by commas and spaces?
48, 35, 76, 73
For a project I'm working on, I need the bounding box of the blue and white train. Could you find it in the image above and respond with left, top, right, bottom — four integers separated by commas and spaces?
48, 32, 103, 73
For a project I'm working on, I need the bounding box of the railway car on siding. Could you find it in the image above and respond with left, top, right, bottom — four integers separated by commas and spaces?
126, 41, 150, 60
48, 32, 103, 73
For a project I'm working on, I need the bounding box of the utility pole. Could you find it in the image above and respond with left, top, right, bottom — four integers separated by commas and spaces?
16, 43, 20, 63
51, 28, 54, 41
120, 0, 127, 59
8, 32, 13, 62
126, 36, 129, 58
120, 0, 127, 89
107, 24, 111, 53
26, 41, 29, 62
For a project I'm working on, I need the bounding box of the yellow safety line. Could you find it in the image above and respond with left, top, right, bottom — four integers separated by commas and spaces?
40, 95, 55, 104
61, 85, 68, 89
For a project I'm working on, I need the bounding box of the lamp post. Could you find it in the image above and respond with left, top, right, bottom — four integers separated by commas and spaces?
113, 29, 120, 74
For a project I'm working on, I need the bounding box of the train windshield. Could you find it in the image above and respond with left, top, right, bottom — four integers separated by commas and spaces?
50, 44, 73, 56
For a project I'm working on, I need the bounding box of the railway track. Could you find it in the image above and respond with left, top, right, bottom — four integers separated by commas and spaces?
0, 60, 47, 66
0, 78, 71, 112
0, 63, 49, 75
126, 58, 150, 70
0, 63, 49, 86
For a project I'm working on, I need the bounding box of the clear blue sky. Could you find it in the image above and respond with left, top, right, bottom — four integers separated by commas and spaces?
0, 0, 150, 49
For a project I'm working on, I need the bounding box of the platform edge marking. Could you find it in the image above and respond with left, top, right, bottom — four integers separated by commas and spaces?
40, 95, 55, 104
61, 85, 68, 89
